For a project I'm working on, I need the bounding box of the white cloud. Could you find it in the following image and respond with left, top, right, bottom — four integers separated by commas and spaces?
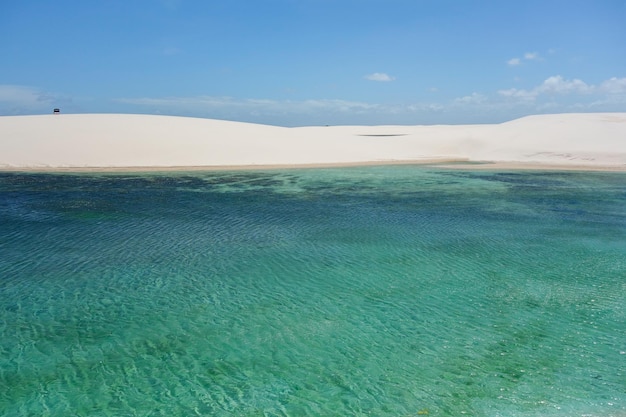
524, 52, 539, 60
0, 85, 66, 114
497, 88, 537, 100
454, 92, 487, 104
115, 95, 463, 125
0, 85, 52, 107
115, 74, 626, 125
507, 52, 541, 66
599, 77, 626, 94
539, 75, 591, 94
364, 73, 395, 82
507, 58, 521, 66
468, 74, 626, 119
118, 96, 380, 116
406, 103, 444, 112
498, 75, 594, 101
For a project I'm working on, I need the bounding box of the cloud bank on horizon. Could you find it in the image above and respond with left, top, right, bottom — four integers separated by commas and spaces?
1, 0, 625, 126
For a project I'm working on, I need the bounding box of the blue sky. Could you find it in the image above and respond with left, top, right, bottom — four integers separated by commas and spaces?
1, 0, 625, 126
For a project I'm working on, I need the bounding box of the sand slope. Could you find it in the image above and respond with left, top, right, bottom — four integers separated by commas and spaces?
0, 113, 625, 170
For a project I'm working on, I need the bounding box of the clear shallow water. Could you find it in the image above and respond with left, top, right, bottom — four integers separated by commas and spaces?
0, 166, 625, 417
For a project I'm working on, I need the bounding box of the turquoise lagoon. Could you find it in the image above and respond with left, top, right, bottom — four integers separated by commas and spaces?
0, 166, 624, 416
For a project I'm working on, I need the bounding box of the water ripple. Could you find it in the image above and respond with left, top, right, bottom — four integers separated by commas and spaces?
1, 169, 625, 416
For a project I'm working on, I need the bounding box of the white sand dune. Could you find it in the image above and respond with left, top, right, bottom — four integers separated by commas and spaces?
0, 113, 625, 170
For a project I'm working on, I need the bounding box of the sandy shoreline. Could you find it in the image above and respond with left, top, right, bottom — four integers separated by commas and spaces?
1, 113, 625, 172
3, 160, 626, 173
0, 159, 468, 173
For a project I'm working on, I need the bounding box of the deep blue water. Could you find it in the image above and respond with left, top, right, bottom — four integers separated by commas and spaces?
1, 167, 625, 416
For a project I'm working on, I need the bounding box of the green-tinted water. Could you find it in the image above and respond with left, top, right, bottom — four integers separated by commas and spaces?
1, 167, 625, 416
